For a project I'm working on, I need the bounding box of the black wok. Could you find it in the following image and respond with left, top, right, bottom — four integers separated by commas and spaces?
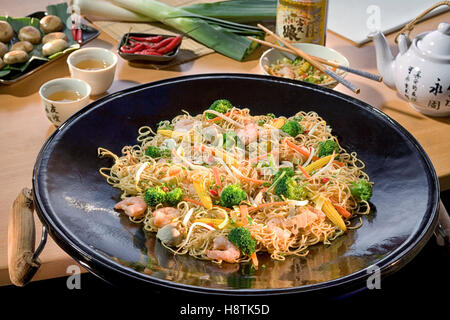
31, 74, 439, 295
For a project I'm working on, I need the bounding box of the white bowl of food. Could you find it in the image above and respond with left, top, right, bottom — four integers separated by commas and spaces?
259, 43, 349, 89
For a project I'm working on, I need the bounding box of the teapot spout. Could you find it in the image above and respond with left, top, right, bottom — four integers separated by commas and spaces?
369, 31, 396, 88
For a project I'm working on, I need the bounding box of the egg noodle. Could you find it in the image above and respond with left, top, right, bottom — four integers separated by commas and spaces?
98, 101, 372, 266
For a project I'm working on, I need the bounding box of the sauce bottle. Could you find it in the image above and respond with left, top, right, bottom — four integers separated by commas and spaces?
276, 0, 329, 45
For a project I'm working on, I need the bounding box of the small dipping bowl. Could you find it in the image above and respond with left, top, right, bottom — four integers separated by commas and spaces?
39, 78, 91, 127
67, 47, 117, 96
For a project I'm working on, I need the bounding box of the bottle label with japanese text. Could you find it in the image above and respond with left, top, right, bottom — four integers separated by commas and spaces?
276, 0, 328, 45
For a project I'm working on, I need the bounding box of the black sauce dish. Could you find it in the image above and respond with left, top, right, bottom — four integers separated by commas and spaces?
117, 32, 182, 63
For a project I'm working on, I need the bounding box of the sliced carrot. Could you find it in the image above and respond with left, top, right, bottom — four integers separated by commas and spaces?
298, 165, 311, 179
329, 200, 352, 219
284, 138, 311, 159
250, 252, 259, 269
168, 167, 181, 176
238, 175, 268, 185
212, 167, 222, 190
333, 161, 345, 167
240, 204, 248, 226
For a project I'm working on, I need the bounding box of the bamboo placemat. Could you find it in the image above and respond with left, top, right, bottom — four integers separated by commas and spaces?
91, 0, 218, 69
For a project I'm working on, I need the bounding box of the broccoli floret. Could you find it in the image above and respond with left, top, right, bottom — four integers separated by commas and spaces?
156, 121, 174, 131
350, 180, 373, 202
223, 132, 238, 149
144, 186, 166, 206
272, 167, 293, 197
271, 168, 306, 200
281, 120, 303, 137
273, 167, 295, 181
227, 227, 257, 255
166, 188, 183, 206
220, 184, 247, 208
145, 146, 171, 158
284, 178, 307, 200
257, 119, 266, 126
205, 99, 233, 119
318, 139, 339, 157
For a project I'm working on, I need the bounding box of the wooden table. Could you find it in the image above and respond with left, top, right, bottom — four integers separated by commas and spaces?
0, 2, 449, 286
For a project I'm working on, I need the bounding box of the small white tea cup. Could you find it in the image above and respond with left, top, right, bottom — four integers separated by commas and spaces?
39, 78, 91, 127
67, 47, 118, 96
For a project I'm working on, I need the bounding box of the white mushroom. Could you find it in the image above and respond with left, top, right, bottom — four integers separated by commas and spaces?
42, 32, 68, 45
3, 50, 28, 64
0, 42, 8, 58
0, 57, 5, 69
10, 41, 33, 53
42, 38, 68, 56
18, 26, 42, 44
40, 15, 63, 34
156, 223, 183, 246
0, 21, 14, 42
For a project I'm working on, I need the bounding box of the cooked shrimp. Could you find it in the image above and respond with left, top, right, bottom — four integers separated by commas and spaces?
285, 209, 318, 229
206, 236, 241, 263
114, 197, 147, 218
279, 66, 295, 79
267, 219, 292, 243
174, 118, 200, 132
236, 122, 259, 145
153, 207, 181, 228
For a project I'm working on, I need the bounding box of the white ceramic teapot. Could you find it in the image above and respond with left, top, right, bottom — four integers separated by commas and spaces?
371, 22, 450, 117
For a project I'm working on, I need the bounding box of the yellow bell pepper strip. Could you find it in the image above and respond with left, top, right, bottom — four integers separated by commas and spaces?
193, 179, 213, 210
303, 154, 333, 174
314, 196, 347, 231
272, 118, 286, 129
157, 129, 194, 141
194, 211, 229, 229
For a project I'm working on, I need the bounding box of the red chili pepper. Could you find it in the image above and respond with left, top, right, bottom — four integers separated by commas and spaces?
321, 178, 329, 183
162, 187, 169, 192
157, 36, 182, 54
129, 35, 163, 43
120, 43, 152, 54
209, 189, 218, 197
150, 37, 175, 50
134, 49, 162, 56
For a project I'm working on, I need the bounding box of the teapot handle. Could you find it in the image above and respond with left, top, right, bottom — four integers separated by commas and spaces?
395, 1, 450, 43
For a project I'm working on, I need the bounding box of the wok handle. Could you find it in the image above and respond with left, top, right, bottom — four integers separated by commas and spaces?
8, 188, 46, 286
435, 199, 450, 248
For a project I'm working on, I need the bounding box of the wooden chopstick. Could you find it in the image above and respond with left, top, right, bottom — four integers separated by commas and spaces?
256, 24, 360, 94
248, 36, 382, 82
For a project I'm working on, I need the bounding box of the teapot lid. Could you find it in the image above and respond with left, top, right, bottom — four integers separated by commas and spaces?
416, 22, 450, 57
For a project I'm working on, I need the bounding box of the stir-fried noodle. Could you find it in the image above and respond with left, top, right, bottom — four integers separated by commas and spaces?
99, 101, 373, 266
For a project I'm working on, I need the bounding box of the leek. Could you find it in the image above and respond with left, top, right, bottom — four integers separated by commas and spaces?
107, 0, 265, 61
182, 0, 277, 23
74, 0, 149, 21
75, 0, 276, 23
